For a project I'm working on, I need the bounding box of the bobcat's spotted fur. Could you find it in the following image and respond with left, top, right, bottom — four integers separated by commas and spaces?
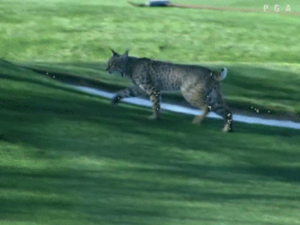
106, 49, 233, 132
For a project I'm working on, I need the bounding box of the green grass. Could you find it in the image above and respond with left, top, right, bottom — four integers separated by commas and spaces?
1, 0, 300, 119
13, 60, 300, 119
171, 0, 300, 10
1, 46, 300, 225
1, 2, 300, 223
1, 0, 300, 63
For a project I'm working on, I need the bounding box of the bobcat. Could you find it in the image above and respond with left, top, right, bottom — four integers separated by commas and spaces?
106, 49, 233, 132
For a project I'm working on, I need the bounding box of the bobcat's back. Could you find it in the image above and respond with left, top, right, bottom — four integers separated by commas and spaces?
148, 60, 213, 91
125, 57, 225, 92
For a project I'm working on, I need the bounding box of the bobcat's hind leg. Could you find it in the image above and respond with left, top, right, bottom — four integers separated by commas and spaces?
212, 105, 233, 132
192, 104, 209, 125
180, 80, 209, 125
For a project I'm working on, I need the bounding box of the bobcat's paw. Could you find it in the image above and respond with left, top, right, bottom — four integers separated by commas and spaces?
111, 95, 121, 105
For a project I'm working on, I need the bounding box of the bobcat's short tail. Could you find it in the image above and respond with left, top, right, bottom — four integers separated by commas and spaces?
212, 68, 227, 81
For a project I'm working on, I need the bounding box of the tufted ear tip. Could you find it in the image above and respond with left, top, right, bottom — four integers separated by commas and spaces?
122, 49, 129, 61
110, 48, 119, 56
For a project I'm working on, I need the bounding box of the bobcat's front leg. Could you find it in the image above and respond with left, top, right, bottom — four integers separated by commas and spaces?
142, 85, 161, 120
112, 86, 141, 105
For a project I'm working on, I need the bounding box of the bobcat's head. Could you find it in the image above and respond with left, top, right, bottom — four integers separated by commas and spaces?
106, 49, 129, 77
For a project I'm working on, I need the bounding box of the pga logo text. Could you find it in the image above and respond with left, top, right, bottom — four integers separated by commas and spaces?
264, 4, 296, 12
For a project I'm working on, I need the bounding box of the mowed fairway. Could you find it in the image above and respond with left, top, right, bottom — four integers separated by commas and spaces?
1, 56, 300, 225
1, 0, 300, 224
1, 0, 300, 63
1, 0, 300, 117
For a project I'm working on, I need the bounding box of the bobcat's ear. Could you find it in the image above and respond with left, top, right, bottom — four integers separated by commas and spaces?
122, 50, 129, 62
110, 48, 119, 56
123, 50, 129, 56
